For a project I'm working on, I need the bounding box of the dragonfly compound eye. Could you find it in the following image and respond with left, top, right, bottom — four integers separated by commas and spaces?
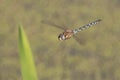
58, 34, 65, 40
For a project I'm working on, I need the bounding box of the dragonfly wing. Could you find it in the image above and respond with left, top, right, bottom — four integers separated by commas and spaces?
73, 35, 86, 45
41, 20, 66, 30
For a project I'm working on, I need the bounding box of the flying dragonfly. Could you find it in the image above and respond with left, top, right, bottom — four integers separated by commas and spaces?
42, 19, 102, 44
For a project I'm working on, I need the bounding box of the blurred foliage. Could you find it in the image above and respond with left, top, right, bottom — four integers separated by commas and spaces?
0, 0, 120, 80
19, 26, 38, 80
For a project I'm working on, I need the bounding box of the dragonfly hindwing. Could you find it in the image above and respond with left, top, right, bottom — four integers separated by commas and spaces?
73, 19, 102, 34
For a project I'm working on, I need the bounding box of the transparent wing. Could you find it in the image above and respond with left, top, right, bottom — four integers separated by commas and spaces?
73, 35, 86, 45
41, 20, 66, 30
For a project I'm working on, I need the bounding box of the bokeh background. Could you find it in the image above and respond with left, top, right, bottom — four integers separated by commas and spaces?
0, 0, 120, 80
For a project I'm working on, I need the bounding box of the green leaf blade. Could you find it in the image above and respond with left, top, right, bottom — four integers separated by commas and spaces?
19, 25, 38, 80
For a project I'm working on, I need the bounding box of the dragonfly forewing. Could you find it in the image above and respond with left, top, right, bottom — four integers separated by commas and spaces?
41, 20, 67, 30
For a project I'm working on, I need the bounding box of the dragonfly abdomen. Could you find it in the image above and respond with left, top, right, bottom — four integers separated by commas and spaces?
73, 19, 102, 34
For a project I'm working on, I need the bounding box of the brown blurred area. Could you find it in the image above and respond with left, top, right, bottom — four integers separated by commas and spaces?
0, 0, 120, 80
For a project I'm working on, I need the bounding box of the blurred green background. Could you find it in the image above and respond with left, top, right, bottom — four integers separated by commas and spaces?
0, 0, 120, 80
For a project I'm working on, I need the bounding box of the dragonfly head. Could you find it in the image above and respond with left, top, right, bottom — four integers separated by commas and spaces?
58, 34, 65, 41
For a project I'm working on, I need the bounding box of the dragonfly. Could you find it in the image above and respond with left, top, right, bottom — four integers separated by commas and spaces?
42, 19, 102, 44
